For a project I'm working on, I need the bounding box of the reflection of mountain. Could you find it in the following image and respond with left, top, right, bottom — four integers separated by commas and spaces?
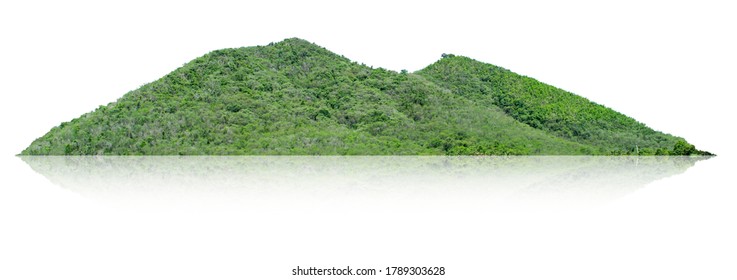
20, 156, 709, 208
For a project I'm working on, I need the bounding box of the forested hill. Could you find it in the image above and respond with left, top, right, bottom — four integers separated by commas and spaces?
21, 38, 710, 155
416, 55, 709, 155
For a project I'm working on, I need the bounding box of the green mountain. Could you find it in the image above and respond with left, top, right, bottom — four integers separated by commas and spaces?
21, 38, 710, 155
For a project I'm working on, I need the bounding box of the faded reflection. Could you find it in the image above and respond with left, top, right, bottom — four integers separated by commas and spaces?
20, 156, 707, 208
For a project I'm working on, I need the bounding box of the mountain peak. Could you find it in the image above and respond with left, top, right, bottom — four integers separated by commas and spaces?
277, 37, 313, 44
268, 37, 326, 51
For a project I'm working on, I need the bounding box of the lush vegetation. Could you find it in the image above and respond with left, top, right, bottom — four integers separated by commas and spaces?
21, 38, 709, 155
417, 55, 711, 155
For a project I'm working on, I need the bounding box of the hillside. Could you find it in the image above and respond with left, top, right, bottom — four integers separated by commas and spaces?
416, 55, 708, 155
21, 38, 709, 155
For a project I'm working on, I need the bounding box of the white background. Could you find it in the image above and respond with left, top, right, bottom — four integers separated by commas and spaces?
1, 1, 735, 279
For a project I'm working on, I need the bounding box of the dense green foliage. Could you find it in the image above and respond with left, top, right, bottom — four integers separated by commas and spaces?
417, 55, 711, 155
21, 38, 709, 155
